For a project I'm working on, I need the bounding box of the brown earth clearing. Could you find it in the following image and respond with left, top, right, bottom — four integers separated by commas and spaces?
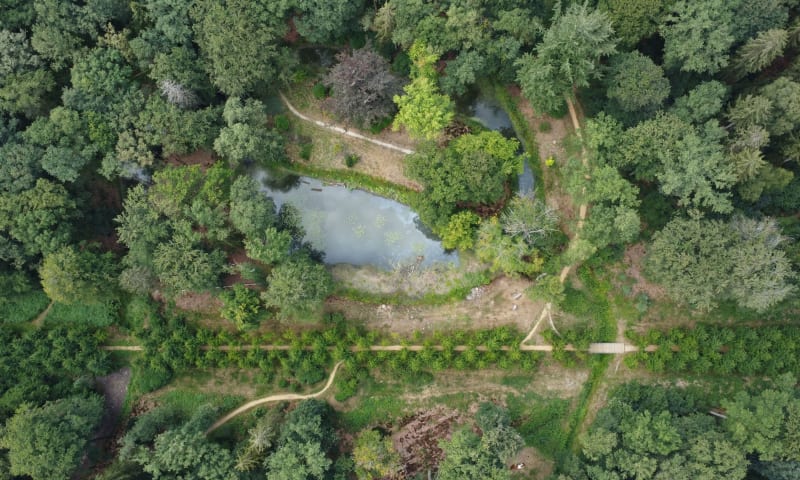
326, 276, 546, 336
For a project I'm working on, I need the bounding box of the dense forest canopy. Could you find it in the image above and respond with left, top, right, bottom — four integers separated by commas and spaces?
1, 0, 800, 479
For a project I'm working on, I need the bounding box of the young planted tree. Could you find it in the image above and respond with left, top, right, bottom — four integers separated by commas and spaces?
392, 41, 453, 140
262, 255, 332, 320
324, 47, 403, 127
516, 2, 616, 114
220, 284, 263, 330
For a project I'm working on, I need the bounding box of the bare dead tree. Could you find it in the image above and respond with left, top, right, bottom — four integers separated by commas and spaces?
158, 79, 198, 109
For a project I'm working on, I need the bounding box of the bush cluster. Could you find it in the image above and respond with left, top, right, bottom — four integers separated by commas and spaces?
134, 311, 540, 393
627, 324, 800, 375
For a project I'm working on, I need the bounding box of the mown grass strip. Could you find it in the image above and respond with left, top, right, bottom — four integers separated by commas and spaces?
491, 84, 546, 202
332, 270, 493, 306
277, 162, 421, 207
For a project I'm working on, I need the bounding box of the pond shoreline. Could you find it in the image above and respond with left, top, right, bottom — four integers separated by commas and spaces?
253, 167, 458, 270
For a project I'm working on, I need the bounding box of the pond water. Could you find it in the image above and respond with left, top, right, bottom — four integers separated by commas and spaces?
252, 169, 458, 270
461, 94, 536, 195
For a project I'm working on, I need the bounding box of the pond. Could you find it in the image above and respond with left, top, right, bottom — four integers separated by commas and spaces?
252, 169, 459, 270
460, 94, 536, 195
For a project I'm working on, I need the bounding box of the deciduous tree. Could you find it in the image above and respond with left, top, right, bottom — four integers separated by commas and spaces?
647, 216, 796, 311
352, 429, 401, 480
393, 76, 453, 140
262, 255, 332, 319
1, 395, 103, 480
40, 244, 118, 304
324, 48, 403, 127
192, 0, 290, 96
292, 0, 364, 44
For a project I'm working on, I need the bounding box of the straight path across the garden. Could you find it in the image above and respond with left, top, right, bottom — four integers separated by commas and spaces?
102, 343, 643, 353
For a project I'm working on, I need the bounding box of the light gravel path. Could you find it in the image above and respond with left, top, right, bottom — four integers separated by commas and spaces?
205, 361, 344, 434
279, 93, 415, 155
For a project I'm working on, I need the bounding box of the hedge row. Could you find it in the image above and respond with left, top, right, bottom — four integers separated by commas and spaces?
134, 312, 541, 393
626, 323, 800, 376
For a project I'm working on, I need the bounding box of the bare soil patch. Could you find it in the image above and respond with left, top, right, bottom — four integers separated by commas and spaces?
330, 255, 485, 298
326, 276, 546, 335
166, 149, 217, 169
93, 368, 132, 440
392, 406, 466, 478
286, 80, 419, 150
174, 291, 223, 315
284, 81, 422, 190
623, 243, 667, 301
529, 361, 589, 398
175, 369, 262, 399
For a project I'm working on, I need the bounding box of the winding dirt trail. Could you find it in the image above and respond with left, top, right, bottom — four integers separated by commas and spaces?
279, 93, 415, 155
205, 361, 344, 434
31, 301, 53, 327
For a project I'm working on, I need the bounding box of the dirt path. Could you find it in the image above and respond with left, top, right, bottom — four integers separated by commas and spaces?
93, 367, 132, 440
103, 342, 643, 353
280, 93, 415, 155
330, 276, 544, 335
205, 361, 344, 434
76, 368, 132, 478
31, 300, 53, 327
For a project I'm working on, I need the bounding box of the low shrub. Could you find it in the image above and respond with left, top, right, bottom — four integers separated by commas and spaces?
312, 82, 328, 100
274, 114, 290, 132
344, 153, 360, 168
369, 117, 392, 134
300, 143, 313, 160
538, 121, 552, 133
